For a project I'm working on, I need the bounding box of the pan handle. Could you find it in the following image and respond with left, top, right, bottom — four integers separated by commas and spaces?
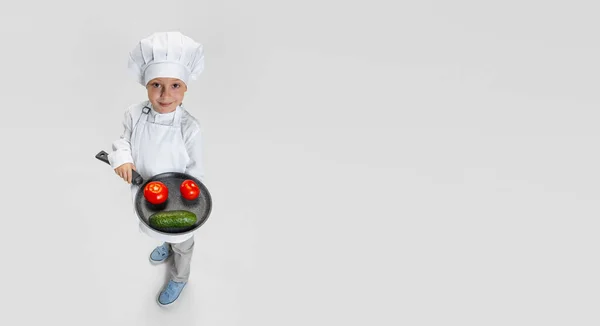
95, 150, 144, 185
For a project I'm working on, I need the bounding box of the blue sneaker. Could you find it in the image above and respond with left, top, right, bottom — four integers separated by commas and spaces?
157, 280, 187, 306
149, 243, 171, 264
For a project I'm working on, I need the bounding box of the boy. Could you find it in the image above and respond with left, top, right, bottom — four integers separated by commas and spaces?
107, 31, 206, 306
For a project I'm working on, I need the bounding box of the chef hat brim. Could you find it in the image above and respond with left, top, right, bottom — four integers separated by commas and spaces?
143, 62, 190, 86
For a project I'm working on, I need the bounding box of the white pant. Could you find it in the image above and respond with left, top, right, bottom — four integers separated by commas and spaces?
166, 236, 195, 282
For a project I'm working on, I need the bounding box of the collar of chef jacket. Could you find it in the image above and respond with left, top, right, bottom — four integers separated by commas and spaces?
147, 103, 179, 125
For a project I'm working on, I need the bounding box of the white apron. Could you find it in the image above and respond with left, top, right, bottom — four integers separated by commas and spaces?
129, 103, 194, 244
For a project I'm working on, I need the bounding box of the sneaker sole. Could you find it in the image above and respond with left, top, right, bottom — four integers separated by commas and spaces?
156, 282, 187, 307
149, 254, 171, 265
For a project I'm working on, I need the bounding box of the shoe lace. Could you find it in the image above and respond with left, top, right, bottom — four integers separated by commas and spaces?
158, 246, 168, 256
165, 281, 181, 297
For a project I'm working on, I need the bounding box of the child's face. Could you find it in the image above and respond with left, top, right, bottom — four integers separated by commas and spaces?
146, 78, 188, 113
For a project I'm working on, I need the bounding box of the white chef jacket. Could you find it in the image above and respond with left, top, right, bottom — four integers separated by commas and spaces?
108, 100, 205, 184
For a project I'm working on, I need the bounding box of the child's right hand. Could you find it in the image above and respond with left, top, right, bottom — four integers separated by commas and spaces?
114, 163, 137, 184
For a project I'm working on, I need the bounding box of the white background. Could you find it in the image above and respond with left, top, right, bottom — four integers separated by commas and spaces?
0, 1, 598, 325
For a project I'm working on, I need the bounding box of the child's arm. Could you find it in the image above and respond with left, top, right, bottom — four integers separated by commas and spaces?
185, 128, 205, 184
108, 110, 135, 170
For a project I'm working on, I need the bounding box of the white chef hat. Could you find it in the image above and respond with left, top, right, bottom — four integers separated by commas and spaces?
128, 31, 205, 87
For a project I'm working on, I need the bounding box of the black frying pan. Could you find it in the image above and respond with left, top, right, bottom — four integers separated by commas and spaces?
95, 150, 212, 235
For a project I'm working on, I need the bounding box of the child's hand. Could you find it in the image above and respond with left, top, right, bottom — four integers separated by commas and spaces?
114, 163, 137, 184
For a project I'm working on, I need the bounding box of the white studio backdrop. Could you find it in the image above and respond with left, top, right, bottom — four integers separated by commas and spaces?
0, 1, 597, 325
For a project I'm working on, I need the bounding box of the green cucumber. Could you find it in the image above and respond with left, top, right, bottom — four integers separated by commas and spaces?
149, 210, 197, 230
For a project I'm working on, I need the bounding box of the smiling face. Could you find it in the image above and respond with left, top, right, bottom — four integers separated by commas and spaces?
146, 78, 188, 113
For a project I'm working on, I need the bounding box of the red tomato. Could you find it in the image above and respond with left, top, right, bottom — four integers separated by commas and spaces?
180, 179, 200, 200
144, 181, 168, 205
